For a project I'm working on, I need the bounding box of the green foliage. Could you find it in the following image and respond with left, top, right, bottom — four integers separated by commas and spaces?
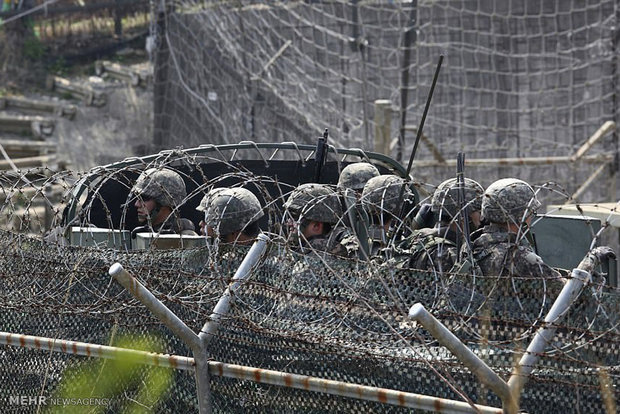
49, 334, 174, 413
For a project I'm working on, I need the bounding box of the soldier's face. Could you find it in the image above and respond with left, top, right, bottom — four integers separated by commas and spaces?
286, 217, 299, 235
285, 213, 305, 243
470, 211, 481, 229
134, 197, 156, 223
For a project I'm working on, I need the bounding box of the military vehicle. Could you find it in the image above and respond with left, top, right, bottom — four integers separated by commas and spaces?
0, 141, 617, 414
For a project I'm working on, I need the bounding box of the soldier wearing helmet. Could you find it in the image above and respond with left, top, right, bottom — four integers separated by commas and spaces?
337, 162, 380, 195
283, 183, 358, 257
469, 178, 561, 280
390, 177, 484, 272
131, 168, 197, 236
361, 174, 414, 256
337, 163, 379, 257
196, 187, 264, 245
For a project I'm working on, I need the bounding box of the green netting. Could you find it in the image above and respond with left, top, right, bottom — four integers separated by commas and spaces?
0, 230, 617, 413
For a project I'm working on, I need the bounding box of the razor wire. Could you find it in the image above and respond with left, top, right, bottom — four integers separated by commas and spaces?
0, 150, 617, 412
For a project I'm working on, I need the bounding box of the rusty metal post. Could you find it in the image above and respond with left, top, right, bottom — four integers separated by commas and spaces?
0, 330, 504, 413
199, 233, 269, 345
408, 304, 517, 413
0, 331, 195, 371
109, 263, 212, 414
208, 361, 503, 414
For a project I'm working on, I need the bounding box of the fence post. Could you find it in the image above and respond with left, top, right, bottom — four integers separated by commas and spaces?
408, 304, 517, 413
374, 99, 392, 156
507, 268, 592, 402
199, 233, 270, 345
109, 263, 212, 414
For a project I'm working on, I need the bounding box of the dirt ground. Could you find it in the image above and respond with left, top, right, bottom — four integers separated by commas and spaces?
53, 58, 154, 171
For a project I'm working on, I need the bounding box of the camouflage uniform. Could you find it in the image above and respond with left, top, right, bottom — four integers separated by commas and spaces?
390, 226, 457, 272
284, 183, 358, 258
336, 163, 380, 258
469, 178, 561, 280
196, 187, 264, 239
386, 178, 483, 272
361, 175, 415, 257
303, 228, 358, 258
131, 168, 196, 235
470, 223, 560, 279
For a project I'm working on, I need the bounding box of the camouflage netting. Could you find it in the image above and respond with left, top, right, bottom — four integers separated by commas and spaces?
0, 151, 618, 413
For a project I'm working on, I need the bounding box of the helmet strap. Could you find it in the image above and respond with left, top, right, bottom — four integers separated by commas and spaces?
148, 202, 162, 226
522, 221, 537, 251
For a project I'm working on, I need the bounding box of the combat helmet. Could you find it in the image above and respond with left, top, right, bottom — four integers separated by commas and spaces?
337, 162, 380, 191
361, 175, 411, 217
283, 183, 342, 224
132, 168, 186, 207
431, 178, 484, 220
197, 187, 264, 235
481, 178, 541, 224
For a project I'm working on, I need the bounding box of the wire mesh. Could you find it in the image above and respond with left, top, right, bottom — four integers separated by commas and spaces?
153, 0, 620, 202
0, 146, 617, 412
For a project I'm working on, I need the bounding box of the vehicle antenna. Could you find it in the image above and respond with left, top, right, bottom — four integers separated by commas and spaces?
391, 55, 444, 241
313, 128, 329, 183
455, 152, 472, 263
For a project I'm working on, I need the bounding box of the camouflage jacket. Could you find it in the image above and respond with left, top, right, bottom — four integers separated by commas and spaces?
386, 225, 457, 273
303, 226, 359, 258
469, 223, 562, 280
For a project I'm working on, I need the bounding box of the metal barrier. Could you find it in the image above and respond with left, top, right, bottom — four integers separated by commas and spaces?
408, 266, 599, 414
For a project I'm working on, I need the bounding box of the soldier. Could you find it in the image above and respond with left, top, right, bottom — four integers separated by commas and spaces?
337, 162, 380, 196
196, 187, 264, 245
283, 183, 358, 258
361, 174, 414, 256
131, 167, 197, 236
337, 162, 379, 257
469, 178, 561, 279
395, 177, 484, 272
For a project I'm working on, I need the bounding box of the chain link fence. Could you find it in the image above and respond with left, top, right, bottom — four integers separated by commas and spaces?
0, 146, 617, 412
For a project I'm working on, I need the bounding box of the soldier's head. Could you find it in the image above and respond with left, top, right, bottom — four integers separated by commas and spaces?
361, 175, 412, 229
337, 162, 380, 195
283, 183, 342, 239
132, 168, 187, 227
481, 178, 541, 227
196, 187, 264, 244
432, 178, 484, 229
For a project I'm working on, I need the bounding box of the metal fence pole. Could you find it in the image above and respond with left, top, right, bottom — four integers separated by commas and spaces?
109, 263, 211, 414
507, 268, 591, 397
0, 330, 505, 413
208, 361, 503, 414
0, 331, 195, 371
408, 304, 517, 413
198, 233, 269, 345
